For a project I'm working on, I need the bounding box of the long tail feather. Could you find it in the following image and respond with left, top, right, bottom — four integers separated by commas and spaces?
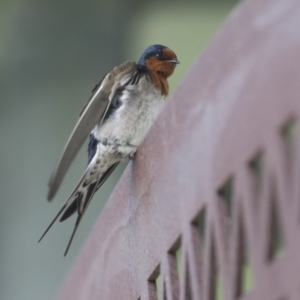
63, 180, 99, 256
59, 194, 81, 222
59, 162, 119, 223
39, 169, 90, 243
95, 162, 119, 192
38, 202, 69, 243
40, 163, 120, 255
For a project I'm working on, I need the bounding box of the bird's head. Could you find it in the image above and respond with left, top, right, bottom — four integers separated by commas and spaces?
137, 44, 179, 78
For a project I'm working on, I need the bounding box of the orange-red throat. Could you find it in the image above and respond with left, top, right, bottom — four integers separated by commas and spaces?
146, 48, 179, 79
137, 45, 179, 96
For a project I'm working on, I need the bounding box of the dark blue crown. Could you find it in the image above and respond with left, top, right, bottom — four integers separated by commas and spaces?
137, 44, 167, 70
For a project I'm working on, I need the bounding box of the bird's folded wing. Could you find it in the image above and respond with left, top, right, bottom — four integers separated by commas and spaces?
47, 61, 137, 201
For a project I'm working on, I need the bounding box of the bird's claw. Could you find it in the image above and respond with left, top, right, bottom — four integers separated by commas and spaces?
128, 150, 136, 160
127, 143, 137, 160
127, 143, 138, 148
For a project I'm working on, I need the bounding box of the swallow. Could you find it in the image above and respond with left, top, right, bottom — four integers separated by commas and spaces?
38, 44, 179, 256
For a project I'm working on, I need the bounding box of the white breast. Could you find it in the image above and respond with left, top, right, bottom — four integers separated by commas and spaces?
95, 76, 166, 147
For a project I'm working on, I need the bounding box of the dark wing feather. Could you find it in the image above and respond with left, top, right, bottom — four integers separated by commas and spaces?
47, 87, 109, 201
87, 133, 98, 165
78, 76, 105, 118
47, 61, 137, 201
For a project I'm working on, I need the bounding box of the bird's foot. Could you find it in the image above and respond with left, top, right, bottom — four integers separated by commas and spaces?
127, 143, 138, 148
127, 143, 138, 160
128, 149, 137, 160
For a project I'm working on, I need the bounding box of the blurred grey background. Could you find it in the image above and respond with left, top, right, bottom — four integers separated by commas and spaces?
0, 0, 238, 299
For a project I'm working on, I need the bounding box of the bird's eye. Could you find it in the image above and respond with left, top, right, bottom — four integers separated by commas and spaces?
155, 53, 160, 58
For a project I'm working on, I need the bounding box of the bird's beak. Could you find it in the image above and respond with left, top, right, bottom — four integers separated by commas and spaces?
167, 59, 180, 64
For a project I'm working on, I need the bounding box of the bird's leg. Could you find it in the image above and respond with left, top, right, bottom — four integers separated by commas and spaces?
116, 142, 138, 160
127, 143, 138, 148
127, 143, 138, 160
128, 150, 136, 160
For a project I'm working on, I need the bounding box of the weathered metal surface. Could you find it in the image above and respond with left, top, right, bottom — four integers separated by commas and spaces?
58, 0, 300, 299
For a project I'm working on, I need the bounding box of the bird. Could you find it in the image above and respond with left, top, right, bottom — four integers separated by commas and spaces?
38, 44, 179, 256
